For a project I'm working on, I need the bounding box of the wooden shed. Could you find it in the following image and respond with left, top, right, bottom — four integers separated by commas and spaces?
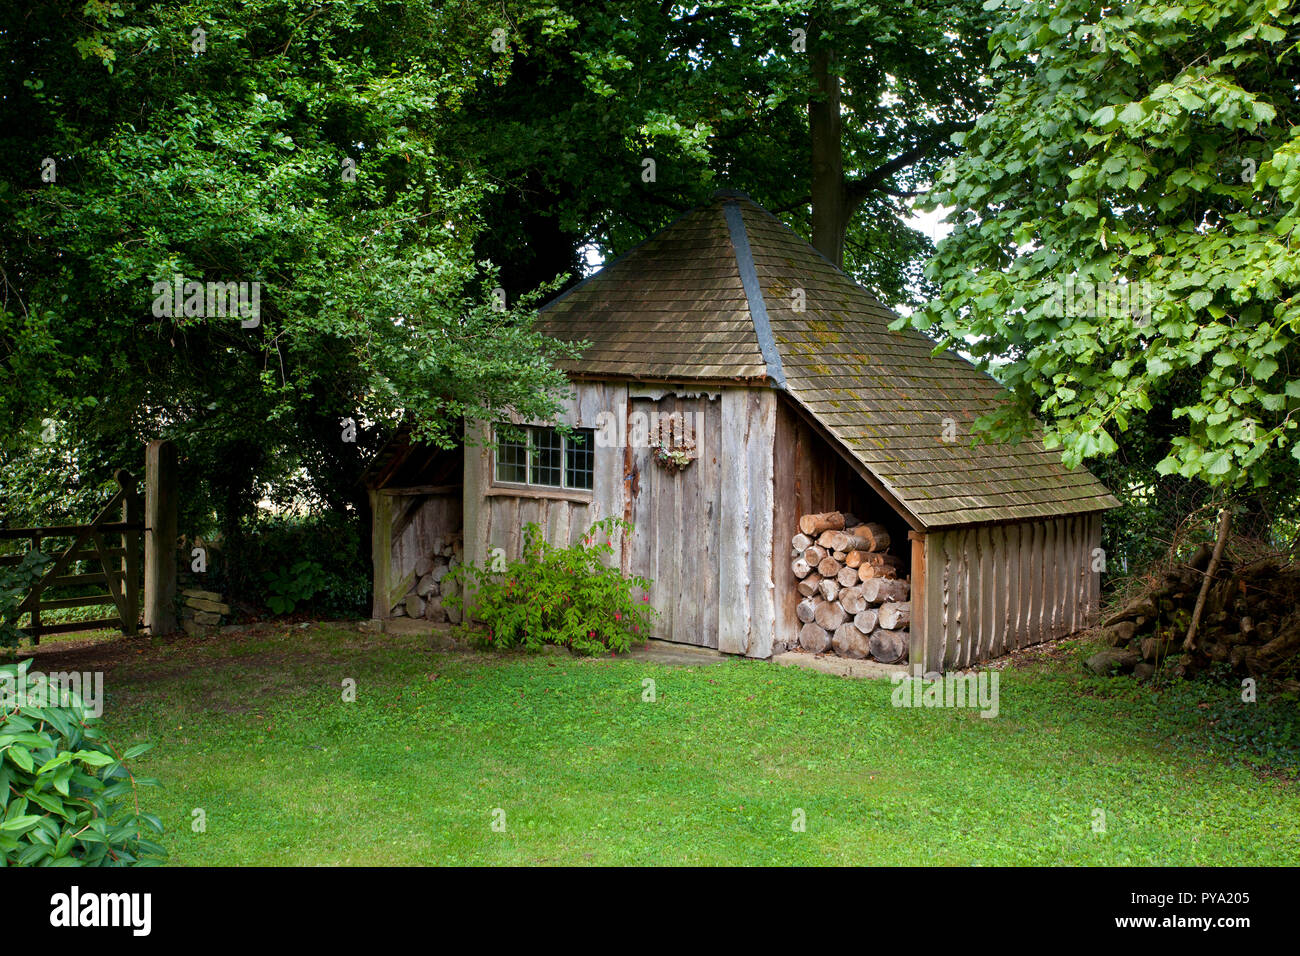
369, 190, 1119, 671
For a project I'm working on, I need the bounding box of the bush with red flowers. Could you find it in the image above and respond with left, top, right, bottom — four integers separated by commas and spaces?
443, 517, 656, 655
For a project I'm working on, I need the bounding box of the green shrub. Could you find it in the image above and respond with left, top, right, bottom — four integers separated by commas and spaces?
445, 517, 656, 655
234, 511, 370, 617
0, 660, 165, 866
0, 551, 51, 652
264, 559, 332, 615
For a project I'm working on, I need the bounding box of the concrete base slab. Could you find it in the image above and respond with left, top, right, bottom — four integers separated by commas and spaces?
625, 638, 727, 667
771, 650, 907, 680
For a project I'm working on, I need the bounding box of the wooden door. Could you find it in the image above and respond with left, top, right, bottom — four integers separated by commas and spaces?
624, 392, 721, 648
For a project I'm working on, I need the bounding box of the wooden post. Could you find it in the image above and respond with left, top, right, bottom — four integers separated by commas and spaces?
143, 440, 178, 635
370, 488, 393, 619
908, 530, 926, 673
119, 470, 140, 636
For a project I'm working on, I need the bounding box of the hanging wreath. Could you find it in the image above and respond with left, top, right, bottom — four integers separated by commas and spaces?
648, 411, 697, 473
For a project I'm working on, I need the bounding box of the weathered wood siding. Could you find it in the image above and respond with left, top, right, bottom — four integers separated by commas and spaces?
714, 388, 775, 656
465, 382, 778, 656
464, 382, 627, 575
913, 512, 1102, 671
624, 389, 723, 648
620, 386, 773, 655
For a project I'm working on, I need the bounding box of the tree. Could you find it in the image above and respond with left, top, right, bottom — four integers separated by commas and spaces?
0, 0, 576, 541
909, 0, 1300, 504
455, 0, 996, 308
805, 3, 996, 268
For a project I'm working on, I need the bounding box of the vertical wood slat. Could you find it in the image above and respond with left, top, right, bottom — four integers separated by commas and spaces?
968, 528, 979, 666
1008, 522, 1019, 650
1003, 523, 1018, 654
1062, 517, 1075, 636
654, 397, 676, 641
1089, 512, 1103, 624
1044, 518, 1058, 639
1059, 516, 1071, 634
1016, 521, 1031, 649
958, 528, 972, 668
717, 389, 749, 654
1051, 517, 1064, 638
1060, 516, 1071, 634
1056, 517, 1069, 637
1030, 520, 1045, 647
979, 526, 995, 662
675, 397, 697, 643
700, 392, 722, 649
909, 530, 927, 672
988, 525, 1004, 658
1080, 514, 1093, 628
1055, 520, 1066, 639
925, 531, 945, 672
773, 402, 801, 650
940, 532, 953, 668
748, 390, 776, 659
967, 527, 980, 665
1069, 515, 1083, 633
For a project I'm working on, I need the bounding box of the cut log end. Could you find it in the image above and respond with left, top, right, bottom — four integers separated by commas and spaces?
798, 622, 832, 654
868, 628, 908, 664
878, 601, 911, 630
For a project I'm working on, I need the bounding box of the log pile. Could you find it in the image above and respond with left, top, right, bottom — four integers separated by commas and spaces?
391, 533, 464, 623
783, 511, 911, 663
1088, 542, 1300, 683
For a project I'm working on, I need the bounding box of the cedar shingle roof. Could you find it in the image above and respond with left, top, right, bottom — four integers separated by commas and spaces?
538, 192, 1119, 529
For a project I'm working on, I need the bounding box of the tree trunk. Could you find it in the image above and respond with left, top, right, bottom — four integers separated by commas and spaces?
854, 608, 879, 634
799, 622, 832, 654
817, 555, 843, 578
839, 586, 866, 615
796, 596, 823, 624
810, 35, 847, 268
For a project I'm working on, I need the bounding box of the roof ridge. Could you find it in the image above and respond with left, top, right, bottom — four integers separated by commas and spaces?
721, 199, 786, 389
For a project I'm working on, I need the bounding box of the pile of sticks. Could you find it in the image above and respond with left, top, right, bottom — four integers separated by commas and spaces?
789, 511, 911, 663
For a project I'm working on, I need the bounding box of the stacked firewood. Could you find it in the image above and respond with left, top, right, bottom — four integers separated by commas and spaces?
787, 511, 911, 663
392, 533, 464, 623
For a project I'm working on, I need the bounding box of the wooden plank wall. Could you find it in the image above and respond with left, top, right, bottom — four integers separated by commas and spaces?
716, 388, 775, 657
770, 398, 916, 651
917, 512, 1103, 671
465, 382, 782, 656
624, 390, 723, 648
464, 382, 627, 576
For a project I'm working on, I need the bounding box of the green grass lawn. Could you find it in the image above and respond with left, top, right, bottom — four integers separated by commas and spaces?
32, 623, 1300, 865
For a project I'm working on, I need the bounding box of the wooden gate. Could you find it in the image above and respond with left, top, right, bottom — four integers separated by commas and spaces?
0, 470, 143, 644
